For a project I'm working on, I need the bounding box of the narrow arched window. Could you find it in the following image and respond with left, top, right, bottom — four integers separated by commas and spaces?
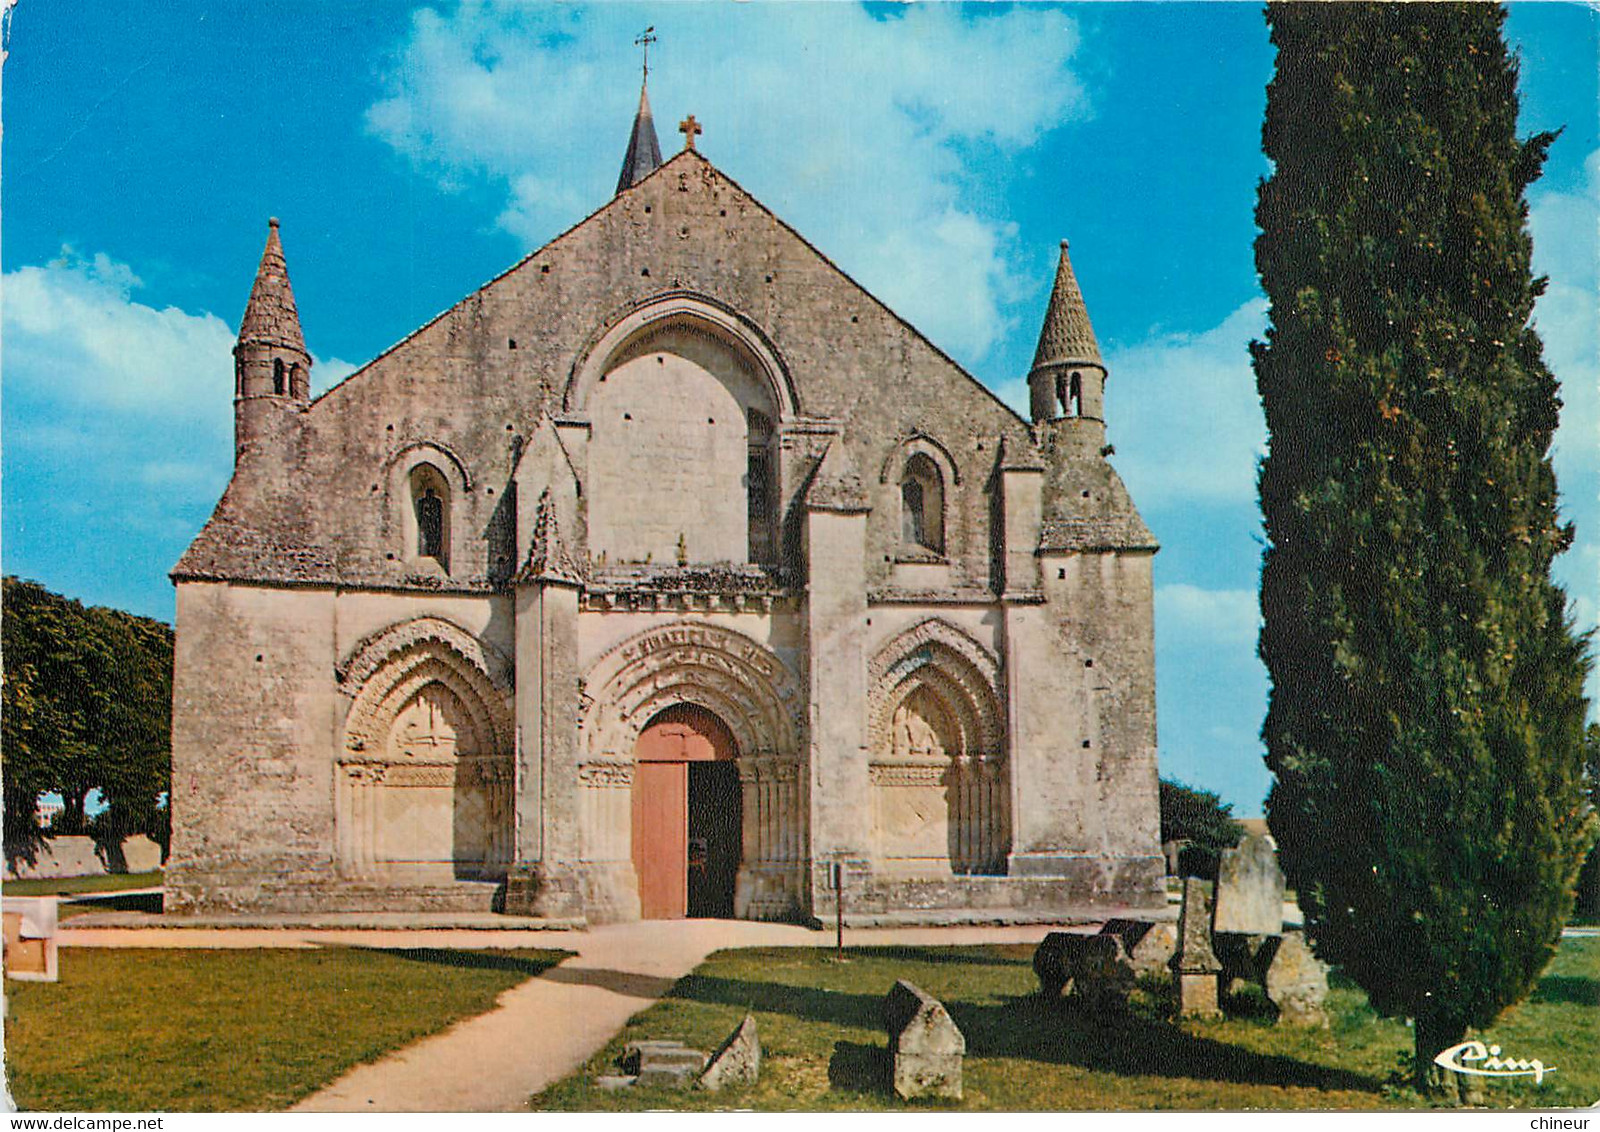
289, 363, 303, 398
273, 358, 287, 395
747, 410, 775, 564
900, 453, 944, 555
408, 463, 451, 571
417, 489, 443, 558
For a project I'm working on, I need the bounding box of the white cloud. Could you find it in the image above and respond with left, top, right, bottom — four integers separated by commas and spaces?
366, 2, 1089, 365
3, 251, 355, 513
1156, 583, 1260, 651
1104, 298, 1269, 509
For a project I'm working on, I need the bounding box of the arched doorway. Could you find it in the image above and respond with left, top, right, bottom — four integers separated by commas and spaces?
632, 705, 742, 919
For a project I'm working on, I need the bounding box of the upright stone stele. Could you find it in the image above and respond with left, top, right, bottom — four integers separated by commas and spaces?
1171, 877, 1222, 1017
1212, 832, 1286, 936
698, 1014, 761, 1091
1264, 931, 1330, 1027
884, 980, 965, 1100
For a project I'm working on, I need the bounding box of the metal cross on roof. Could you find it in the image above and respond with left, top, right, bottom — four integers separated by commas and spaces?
679, 114, 702, 151
635, 27, 656, 79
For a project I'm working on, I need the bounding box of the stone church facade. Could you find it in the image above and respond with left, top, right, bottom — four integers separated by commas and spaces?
166, 89, 1164, 925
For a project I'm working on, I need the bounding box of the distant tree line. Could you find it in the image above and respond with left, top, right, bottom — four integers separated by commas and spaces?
1158, 777, 1243, 879
2, 577, 173, 866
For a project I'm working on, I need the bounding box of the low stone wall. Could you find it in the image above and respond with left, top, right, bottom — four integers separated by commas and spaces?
5, 836, 163, 881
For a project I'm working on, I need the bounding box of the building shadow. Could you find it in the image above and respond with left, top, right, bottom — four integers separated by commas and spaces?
366, 946, 567, 977
538, 965, 681, 1000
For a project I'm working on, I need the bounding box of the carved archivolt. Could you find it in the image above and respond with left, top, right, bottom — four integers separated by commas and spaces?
580, 622, 803, 763
340, 621, 513, 761
867, 619, 1004, 761
338, 617, 512, 695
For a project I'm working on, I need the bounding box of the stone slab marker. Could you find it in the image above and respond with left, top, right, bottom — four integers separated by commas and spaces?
884, 979, 965, 1100
1212, 832, 1286, 936
1171, 877, 1222, 1017
698, 1014, 760, 1091
1265, 931, 1330, 1026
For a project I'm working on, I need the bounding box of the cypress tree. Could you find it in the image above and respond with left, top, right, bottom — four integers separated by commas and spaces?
1252, 3, 1594, 1096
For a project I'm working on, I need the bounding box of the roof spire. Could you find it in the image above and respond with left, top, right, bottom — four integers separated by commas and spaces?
1030, 238, 1103, 373
616, 31, 663, 195
238, 216, 307, 355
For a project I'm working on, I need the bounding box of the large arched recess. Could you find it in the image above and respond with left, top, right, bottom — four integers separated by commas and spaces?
567, 295, 798, 568
866, 619, 1010, 876
576, 622, 806, 920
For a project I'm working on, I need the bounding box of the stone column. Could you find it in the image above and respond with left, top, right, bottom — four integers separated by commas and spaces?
504, 490, 587, 920
802, 448, 871, 920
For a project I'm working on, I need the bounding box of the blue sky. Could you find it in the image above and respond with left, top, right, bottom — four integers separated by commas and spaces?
5, 2, 1596, 816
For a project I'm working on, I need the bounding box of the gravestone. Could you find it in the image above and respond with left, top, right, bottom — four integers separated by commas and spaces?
1099, 918, 1178, 977
884, 979, 965, 1100
1033, 931, 1095, 998
698, 1014, 760, 1091
1071, 934, 1135, 1012
1264, 931, 1329, 1026
1212, 833, 1286, 936
1171, 877, 1222, 1017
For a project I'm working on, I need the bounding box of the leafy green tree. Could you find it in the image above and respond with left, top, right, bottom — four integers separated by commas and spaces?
1252, 4, 1594, 1097
1, 578, 173, 862
1158, 778, 1242, 878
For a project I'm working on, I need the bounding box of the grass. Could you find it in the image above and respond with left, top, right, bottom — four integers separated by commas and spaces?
535, 937, 1598, 1112
5, 946, 569, 1111
4, 871, 163, 897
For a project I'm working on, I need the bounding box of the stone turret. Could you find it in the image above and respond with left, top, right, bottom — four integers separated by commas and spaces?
615, 78, 663, 195
233, 218, 311, 457
1028, 240, 1107, 435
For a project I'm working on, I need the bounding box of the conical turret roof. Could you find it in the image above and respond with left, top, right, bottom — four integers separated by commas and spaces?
238, 218, 306, 354
615, 81, 663, 195
1031, 239, 1102, 372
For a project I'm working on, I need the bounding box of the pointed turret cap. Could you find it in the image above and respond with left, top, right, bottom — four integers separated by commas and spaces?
1031, 239, 1102, 372
238, 218, 307, 355
615, 80, 663, 195
516, 489, 585, 587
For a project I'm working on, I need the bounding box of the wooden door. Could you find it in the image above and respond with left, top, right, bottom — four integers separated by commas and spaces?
632, 706, 739, 920
632, 760, 688, 919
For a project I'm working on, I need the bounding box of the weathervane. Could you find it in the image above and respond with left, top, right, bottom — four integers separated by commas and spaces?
635, 27, 656, 81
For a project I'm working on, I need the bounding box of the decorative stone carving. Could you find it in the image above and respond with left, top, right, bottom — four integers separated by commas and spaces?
337, 616, 511, 693
884, 980, 965, 1100
577, 622, 807, 919
337, 634, 512, 882
866, 619, 1008, 877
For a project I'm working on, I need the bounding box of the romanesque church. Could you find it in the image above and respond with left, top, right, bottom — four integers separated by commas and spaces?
167, 82, 1163, 925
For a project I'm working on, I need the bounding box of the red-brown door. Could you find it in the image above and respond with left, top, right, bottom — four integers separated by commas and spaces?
632, 706, 739, 920
632, 760, 688, 919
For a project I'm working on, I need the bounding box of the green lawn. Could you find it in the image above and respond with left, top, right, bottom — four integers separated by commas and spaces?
6, 946, 569, 1111
535, 937, 1598, 1112
4, 871, 163, 897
